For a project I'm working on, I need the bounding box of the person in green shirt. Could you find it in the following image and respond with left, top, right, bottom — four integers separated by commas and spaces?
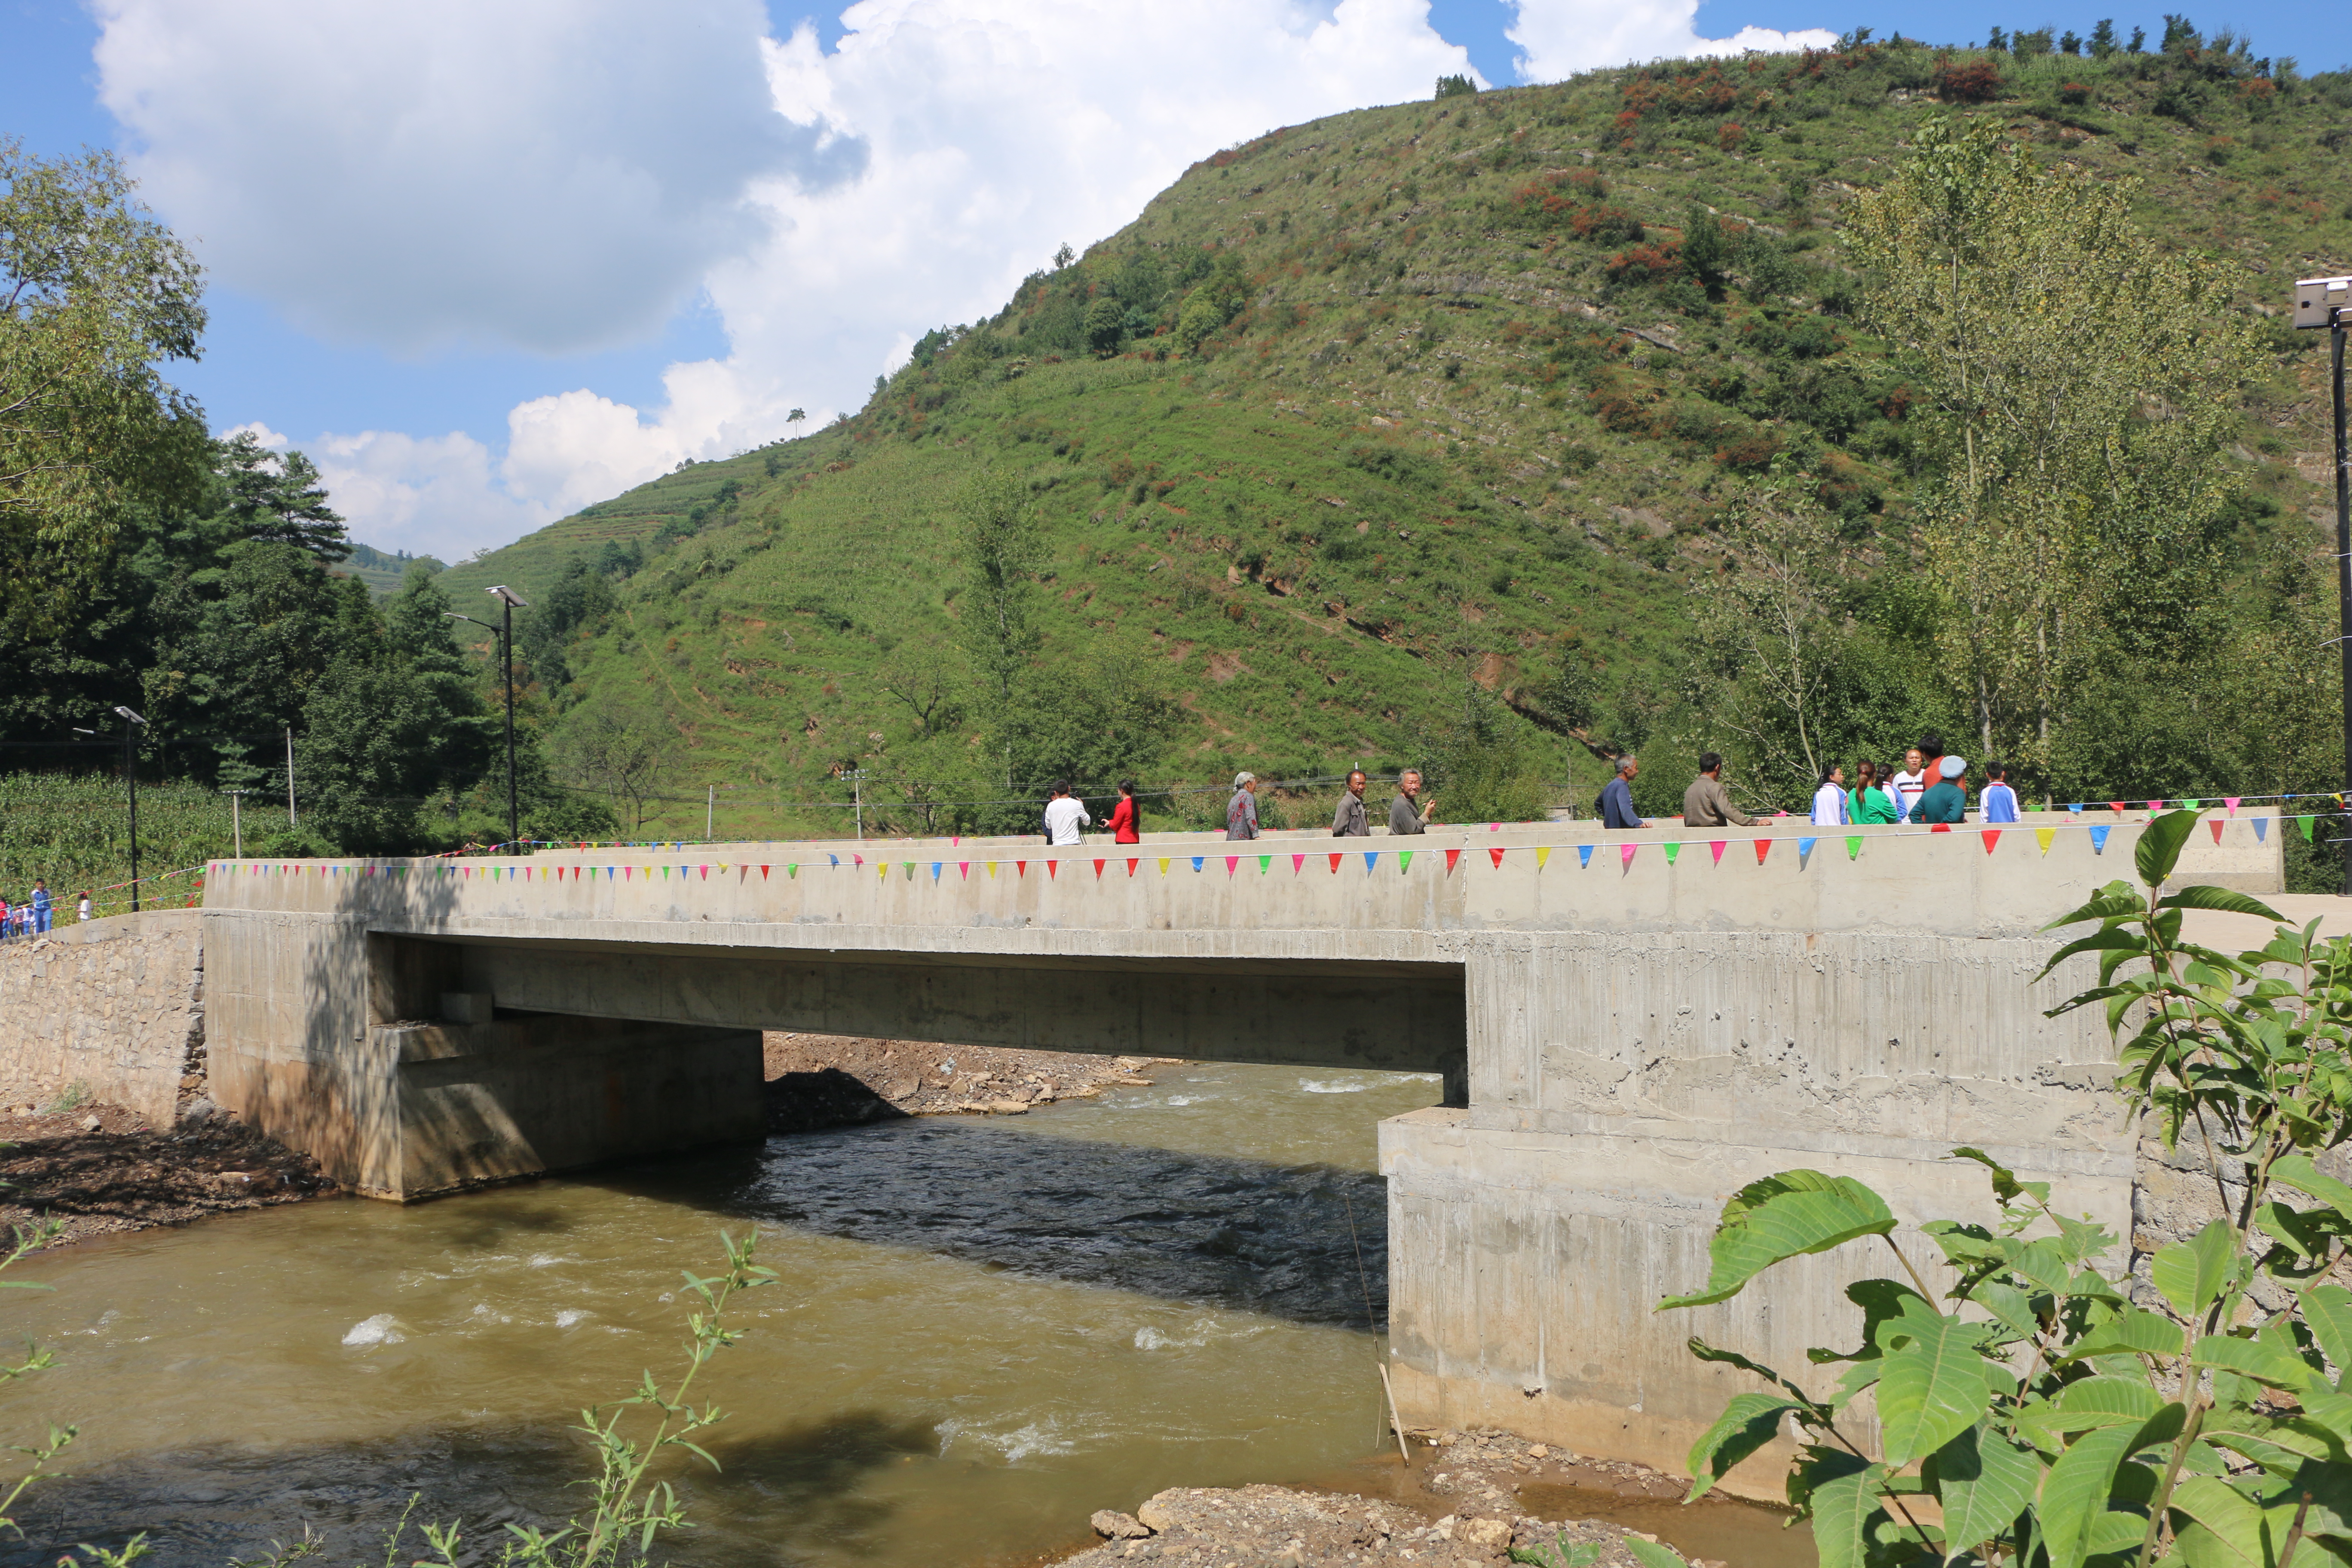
1850, 760, 1900, 825
1914, 755, 1969, 823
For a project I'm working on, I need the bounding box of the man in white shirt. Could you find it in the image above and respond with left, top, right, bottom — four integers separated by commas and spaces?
1811, 764, 1848, 826
1042, 781, 1090, 845
1889, 747, 1927, 822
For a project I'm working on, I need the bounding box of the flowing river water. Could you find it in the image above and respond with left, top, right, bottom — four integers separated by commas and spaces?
5, 1064, 1445, 1568
4, 1062, 1807, 1568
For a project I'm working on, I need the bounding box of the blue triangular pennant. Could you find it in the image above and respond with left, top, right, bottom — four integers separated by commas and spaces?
1191, 856, 1204, 872
1363, 852, 1378, 873
2089, 825, 2111, 854
2254, 818, 2269, 843
1577, 844, 1593, 868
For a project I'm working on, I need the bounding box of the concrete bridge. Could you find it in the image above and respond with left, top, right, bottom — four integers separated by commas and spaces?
193, 810, 2274, 1487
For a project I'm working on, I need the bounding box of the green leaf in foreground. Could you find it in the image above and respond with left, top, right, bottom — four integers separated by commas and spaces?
1657, 1172, 1896, 1310
1684, 1393, 1801, 1501
1874, 1299, 2005, 1467
1929, 1424, 2040, 1562
1619, 1540, 1689, 1568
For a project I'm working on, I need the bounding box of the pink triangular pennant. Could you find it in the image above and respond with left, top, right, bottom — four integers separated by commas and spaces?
1225, 856, 1239, 876
1619, 843, 1637, 869
1709, 841, 1727, 865
1292, 853, 1306, 875
2225, 796, 2242, 815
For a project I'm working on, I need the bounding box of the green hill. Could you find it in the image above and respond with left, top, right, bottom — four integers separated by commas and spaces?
439, 32, 2352, 845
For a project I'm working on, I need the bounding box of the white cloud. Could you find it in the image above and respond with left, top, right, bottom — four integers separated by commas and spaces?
92, 0, 858, 355
1505, 0, 1836, 79
310, 430, 556, 564
224, 421, 288, 450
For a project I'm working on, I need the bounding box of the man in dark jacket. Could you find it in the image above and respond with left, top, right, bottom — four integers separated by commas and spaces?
1332, 771, 1372, 836
1597, 756, 1643, 829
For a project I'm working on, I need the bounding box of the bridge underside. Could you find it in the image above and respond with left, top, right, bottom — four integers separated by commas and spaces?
215, 929, 1466, 1200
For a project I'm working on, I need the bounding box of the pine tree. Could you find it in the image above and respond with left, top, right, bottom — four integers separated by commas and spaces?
216, 432, 349, 562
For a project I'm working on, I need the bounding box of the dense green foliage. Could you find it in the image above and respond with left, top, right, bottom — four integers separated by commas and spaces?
422, 26, 2349, 848
1663, 814, 2352, 1568
0, 772, 283, 910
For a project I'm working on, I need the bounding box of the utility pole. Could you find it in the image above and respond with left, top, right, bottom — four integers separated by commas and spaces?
115, 707, 147, 910
452, 587, 530, 853
2295, 277, 2352, 894
848, 767, 867, 840
707, 784, 716, 841
225, 788, 249, 858
285, 725, 297, 827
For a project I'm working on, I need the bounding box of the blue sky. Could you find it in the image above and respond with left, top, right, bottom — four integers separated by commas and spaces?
6, 0, 2343, 560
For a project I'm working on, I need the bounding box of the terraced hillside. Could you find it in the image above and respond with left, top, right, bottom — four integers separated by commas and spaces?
438, 33, 2352, 839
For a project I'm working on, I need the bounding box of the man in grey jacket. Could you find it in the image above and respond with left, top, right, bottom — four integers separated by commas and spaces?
1332, 771, 1371, 836
1681, 753, 1759, 827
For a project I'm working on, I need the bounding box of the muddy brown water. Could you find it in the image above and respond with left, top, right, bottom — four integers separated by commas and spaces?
2, 1063, 1800, 1568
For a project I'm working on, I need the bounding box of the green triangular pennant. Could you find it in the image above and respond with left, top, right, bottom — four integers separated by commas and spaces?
1398, 851, 1413, 873
1845, 836, 1862, 861
2301, 815, 2318, 841
1662, 842, 1680, 865
1256, 855, 1271, 874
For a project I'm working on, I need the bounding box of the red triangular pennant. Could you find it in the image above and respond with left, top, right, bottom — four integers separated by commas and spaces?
1047, 861, 1059, 879
1488, 847, 1505, 868
1125, 858, 1138, 877
1328, 852, 1343, 873
1092, 859, 1106, 879
2208, 820, 2223, 844
1445, 848, 1462, 874
1016, 860, 1027, 877
1754, 839, 1770, 865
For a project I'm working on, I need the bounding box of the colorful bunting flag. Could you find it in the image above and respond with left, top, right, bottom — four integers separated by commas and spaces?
930, 863, 943, 882
1444, 848, 1462, 874
1257, 855, 1271, 875
1619, 844, 1636, 869
2035, 829, 2055, 856
2089, 826, 2111, 854
1536, 846, 1551, 869
1190, 857, 1202, 873
1225, 856, 1239, 876
2067, 802, 2083, 815
1017, 861, 1028, 876
1798, 837, 1817, 863
1158, 858, 1171, 876
1663, 842, 1681, 866
1708, 841, 1725, 866
1576, 845, 1593, 868
1047, 861, 1059, 879
1982, 830, 2001, 854
2208, 821, 2223, 844
2301, 816, 2318, 841
1328, 853, 1343, 874
1092, 859, 1106, 879
1755, 839, 1772, 864
1363, 852, 1378, 873
1930, 824, 1951, 834
1846, 836, 1862, 861
1398, 851, 1413, 873
2226, 796, 2241, 815
1126, 858, 1139, 877
1293, 854, 1307, 875
2254, 819, 2269, 844
1488, 847, 1506, 869
958, 862, 968, 879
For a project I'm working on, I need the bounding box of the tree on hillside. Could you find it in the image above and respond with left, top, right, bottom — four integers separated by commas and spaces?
557, 699, 672, 833
1846, 114, 2258, 770
216, 431, 349, 561
1687, 465, 1847, 802
954, 472, 1043, 703
0, 140, 211, 646
1422, 679, 1552, 824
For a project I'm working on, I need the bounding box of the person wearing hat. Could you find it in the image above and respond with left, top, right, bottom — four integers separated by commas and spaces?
1226, 772, 1262, 840
1914, 754, 1970, 824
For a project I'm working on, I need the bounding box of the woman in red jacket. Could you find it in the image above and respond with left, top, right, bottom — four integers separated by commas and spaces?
1104, 780, 1142, 843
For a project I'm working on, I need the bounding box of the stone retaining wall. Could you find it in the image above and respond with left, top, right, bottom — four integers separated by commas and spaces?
0, 910, 204, 1125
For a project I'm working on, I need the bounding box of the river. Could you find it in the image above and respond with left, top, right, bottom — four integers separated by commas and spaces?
5, 1063, 1446, 1568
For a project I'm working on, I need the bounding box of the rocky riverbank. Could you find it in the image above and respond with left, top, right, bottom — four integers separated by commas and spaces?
0, 1099, 337, 1249
762, 1032, 1175, 1131
1068, 1428, 1785, 1568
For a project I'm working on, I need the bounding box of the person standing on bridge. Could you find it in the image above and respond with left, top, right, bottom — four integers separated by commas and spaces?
1226, 772, 1262, 840
1890, 747, 1927, 822
1682, 753, 1758, 828
77, 891, 92, 922
1914, 755, 1970, 824
1810, 765, 1849, 827
1597, 756, 1644, 829
1043, 781, 1091, 845
30, 881, 51, 934
1389, 770, 1435, 834
1104, 781, 1142, 844
1332, 771, 1372, 836
1850, 761, 1900, 825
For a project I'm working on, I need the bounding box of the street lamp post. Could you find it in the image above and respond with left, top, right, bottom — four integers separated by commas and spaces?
449, 584, 530, 853
2295, 276, 2352, 894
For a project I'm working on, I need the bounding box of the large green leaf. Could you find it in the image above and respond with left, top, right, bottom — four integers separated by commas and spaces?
1807, 1464, 1883, 1568
2153, 1221, 2239, 1320
2274, 1155, 2352, 1221
2034, 926, 2153, 983
2040, 1421, 2155, 1568
2156, 885, 2288, 923
2137, 808, 2202, 888
1932, 1423, 2041, 1561
1657, 1171, 1896, 1310
2056, 1376, 2169, 1422
2196, 1333, 2325, 1394
1620, 1539, 1689, 1568
2065, 1308, 2187, 1363
2163, 1474, 2271, 1568
1684, 1393, 1802, 1501
2043, 883, 2147, 931
1876, 1299, 2003, 1466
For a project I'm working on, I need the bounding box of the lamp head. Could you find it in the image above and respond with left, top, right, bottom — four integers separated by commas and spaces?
487, 585, 529, 609
2294, 276, 2352, 330
113, 706, 147, 726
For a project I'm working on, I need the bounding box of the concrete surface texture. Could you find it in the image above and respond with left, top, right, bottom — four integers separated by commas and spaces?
0, 909, 204, 1125
183, 812, 2228, 1496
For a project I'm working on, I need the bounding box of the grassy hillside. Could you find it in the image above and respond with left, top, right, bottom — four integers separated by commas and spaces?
440, 33, 2352, 842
